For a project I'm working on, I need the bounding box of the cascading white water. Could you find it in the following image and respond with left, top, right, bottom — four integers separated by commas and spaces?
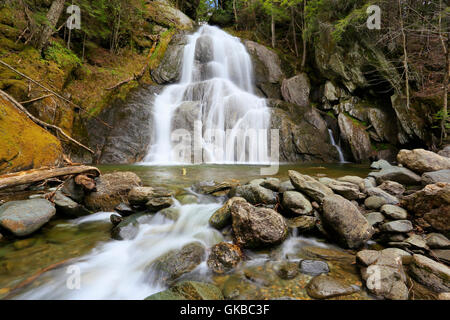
143, 25, 271, 164
328, 129, 346, 163
16, 201, 223, 300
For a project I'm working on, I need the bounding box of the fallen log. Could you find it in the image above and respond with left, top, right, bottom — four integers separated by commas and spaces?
0, 165, 100, 191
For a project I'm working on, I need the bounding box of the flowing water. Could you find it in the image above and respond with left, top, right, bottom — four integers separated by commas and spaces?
143, 25, 271, 164
328, 129, 346, 163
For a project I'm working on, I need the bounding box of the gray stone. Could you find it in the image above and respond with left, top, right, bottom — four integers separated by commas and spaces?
422, 170, 450, 185
364, 196, 387, 210
318, 177, 365, 200
338, 113, 372, 163
426, 233, 450, 249
207, 242, 243, 274
279, 180, 295, 192
337, 175, 364, 186
371, 159, 392, 170
282, 191, 313, 215
409, 254, 450, 292
369, 166, 421, 185
306, 274, 358, 299
379, 181, 405, 197
209, 197, 246, 230
289, 171, 334, 203
128, 186, 173, 206
405, 234, 428, 250
261, 178, 281, 191
356, 250, 380, 266
366, 187, 399, 205
381, 220, 413, 233
299, 260, 330, 276
365, 212, 385, 226
380, 205, 408, 220
0, 199, 56, 237
285, 215, 317, 232
53, 191, 92, 218
111, 213, 153, 240
281, 73, 310, 107
398, 149, 450, 174
234, 184, 277, 205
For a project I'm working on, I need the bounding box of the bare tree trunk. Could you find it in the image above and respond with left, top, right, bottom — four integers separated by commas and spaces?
36, 0, 66, 52
301, 0, 307, 70
439, 0, 449, 144
291, 7, 298, 57
271, 12, 276, 48
399, 0, 410, 110
233, 0, 238, 27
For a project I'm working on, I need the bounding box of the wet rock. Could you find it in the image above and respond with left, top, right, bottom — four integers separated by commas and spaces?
110, 214, 122, 226
379, 181, 405, 197
207, 242, 243, 274
422, 170, 450, 185
151, 33, 187, 84
0, 199, 56, 237
366, 187, 399, 205
282, 191, 313, 215
261, 178, 281, 192
301, 246, 355, 263
279, 180, 295, 192
209, 197, 246, 230
150, 242, 206, 282
321, 195, 374, 249
409, 254, 450, 292
381, 220, 413, 233
231, 201, 288, 249
306, 274, 358, 299
365, 212, 385, 226
146, 197, 173, 213
84, 172, 142, 211
234, 184, 277, 205
398, 149, 450, 174
319, 177, 365, 200
53, 191, 92, 218
371, 159, 392, 170
425, 233, 450, 249
114, 203, 134, 216
159, 207, 180, 221
380, 205, 408, 220
364, 196, 387, 210
128, 186, 173, 206
145, 281, 224, 300
273, 261, 299, 280
369, 166, 421, 185
176, 194, 198, 205
285, 215, 317, 232
111, 213, 153, 240
195, 35, 213, 63
338, 113, 372, 163
281, 73, 310, 107
289, 171, 334, 203
194, 180, 238, 196
61, 177, 85, 203
299, 260, 329, 276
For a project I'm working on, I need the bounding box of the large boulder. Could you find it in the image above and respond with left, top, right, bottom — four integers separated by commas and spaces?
409, 254, 450, 293
53, 191, 92, 218
0, 95, 63, 174
318, 177, 365, 200
209, 197, 246, 230
148, 242, 206, 283
146, 0, 194, 30
401, 183, 450, 217
369, 166, 421, 185
281, 73, 310, 107
151, 32, 187, 84
0, 199, 56, 236
234, 184, 277, 205
145, 281, 224, 300
338, 113, 372, 162
84, 172, 142, 211
231, 201, 288, 249
288, 170, 334, 203
368, 107, 398, 145
281, 191, 313, 215
207, 242, 243, 274
321, 195, 374, 249
397, 149, 450, 174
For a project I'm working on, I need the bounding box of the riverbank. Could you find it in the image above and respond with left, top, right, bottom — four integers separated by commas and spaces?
0, 148, 449, 300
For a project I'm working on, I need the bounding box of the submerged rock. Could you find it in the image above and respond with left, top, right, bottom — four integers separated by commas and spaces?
321, 195, 374, 249
299, 260, 330, 276
111, 213, 153, 240
207, 242, 243, 274
273, 261, 299, 280
306, 274, 359, 299
289, 171, 334, 203
398, 149, 450, 174
0, 199, 56, 237
145, 281, 224, 300
84, 172, 142, 211
231, 201, 288, 249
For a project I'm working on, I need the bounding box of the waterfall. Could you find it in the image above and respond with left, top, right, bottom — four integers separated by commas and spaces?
328, 129, 346, 163
142, 25, 271, 165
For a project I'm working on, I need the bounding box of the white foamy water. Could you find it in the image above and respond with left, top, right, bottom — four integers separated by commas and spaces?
328, 129, 346, 163
16, 202, 222, 300
143, 25, 271, 164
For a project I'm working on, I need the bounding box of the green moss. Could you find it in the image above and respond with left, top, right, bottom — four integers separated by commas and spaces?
44, 41, 81, 70
0, 7, 14, 26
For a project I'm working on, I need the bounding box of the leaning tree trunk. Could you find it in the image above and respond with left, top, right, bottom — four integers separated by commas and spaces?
440, 0, 449, 144
301, 0, 307, 70
271, 12, 276, 48
398, 0, 410, 110
36, 0, 66, 52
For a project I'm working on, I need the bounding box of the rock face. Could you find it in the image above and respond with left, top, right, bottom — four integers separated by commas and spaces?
306, 274, 358, 299
244, 40, 284, 99
281, 73, 310, 107
321, 195, 374, 249
145, 281, 224, 300
409, 254, 450, 293
209, 197, 246, 230
0, 95, 63, 174
0, 199, 56, 236
151, 32, 187, 84
84, 172, 142, 211
338, 113, 372, 162
288, 170, 334, 203
207, 242, 243, 274
281, 191, 313, 215
149, 242, 206, 282
231, 201, 288, 249
87, 85, 162, 164
397, 149, 450, 174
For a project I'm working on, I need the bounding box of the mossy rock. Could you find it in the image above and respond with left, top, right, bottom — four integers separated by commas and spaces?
0, 95, 63, 174
0, 79, 28, 101
145, 281, 224, 300
0, 23, 20, 39
0, 7, 14, 26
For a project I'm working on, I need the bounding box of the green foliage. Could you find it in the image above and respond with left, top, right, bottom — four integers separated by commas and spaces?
432, 109, 450, 130
196, 0, 216, 22
44, 41, 81, 69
